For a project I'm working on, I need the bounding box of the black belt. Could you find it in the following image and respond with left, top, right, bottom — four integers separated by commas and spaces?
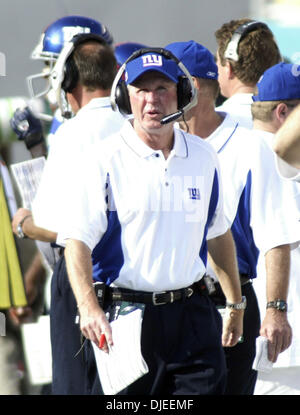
94, 278, 208, 307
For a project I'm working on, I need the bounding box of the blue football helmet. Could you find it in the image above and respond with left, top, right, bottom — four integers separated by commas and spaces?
27, 15, 113, 112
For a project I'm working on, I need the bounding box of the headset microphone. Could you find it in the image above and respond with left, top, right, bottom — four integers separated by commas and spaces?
160, 110, 183, 125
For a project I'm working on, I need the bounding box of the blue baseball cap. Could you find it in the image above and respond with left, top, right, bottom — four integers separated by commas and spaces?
252, 62, 300, 101
114, 42, 148, 66
165, 40, 218, 80
125, 52, 179, 85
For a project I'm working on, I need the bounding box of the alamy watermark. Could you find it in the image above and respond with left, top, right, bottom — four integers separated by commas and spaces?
0, 312, 6, 336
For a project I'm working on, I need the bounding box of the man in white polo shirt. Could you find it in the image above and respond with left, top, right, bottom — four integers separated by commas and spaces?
57, 48, 245, 395
249, 62, 300, 395
13, 33, 125, 395
165, 41, 299, 395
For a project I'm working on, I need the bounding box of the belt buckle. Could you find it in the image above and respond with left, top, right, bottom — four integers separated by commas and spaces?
152, 291, 169, 306
186, 287, 193, 298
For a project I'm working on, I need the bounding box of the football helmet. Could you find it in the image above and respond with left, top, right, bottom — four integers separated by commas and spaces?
27, 15, 113, 116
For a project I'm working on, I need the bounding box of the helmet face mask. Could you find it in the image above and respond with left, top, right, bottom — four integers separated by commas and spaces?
27, 15, 113, 118
27, 62, 54, 102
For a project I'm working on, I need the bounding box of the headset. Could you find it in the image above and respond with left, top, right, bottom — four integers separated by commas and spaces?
110, 47, 198, 125
50, 33, 107, 118
224, 20, 269, 62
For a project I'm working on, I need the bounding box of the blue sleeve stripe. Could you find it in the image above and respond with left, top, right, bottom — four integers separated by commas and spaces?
91, 175, 124, 284
91, 209, 124, 284
231, 170, 259, 277
199, 169, 219, 266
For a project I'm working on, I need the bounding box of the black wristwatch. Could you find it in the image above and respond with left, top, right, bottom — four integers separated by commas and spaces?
266, 299, 288, 312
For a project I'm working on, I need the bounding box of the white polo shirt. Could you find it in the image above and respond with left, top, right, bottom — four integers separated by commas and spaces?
57, 120, 228, 292
216, 93, 253, 129
252, 130, 300, 369
32, 97, 126, 233
206, 113, 300, 278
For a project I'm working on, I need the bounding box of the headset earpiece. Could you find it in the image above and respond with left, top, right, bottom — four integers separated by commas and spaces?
115, 80, 132, 115
62, 57, 79, 93
177, 77, 192, 109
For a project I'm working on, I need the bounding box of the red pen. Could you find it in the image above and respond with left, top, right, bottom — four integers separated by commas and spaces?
99, 333, 106, 349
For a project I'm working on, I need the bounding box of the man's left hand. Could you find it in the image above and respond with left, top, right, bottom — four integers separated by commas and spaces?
260, 309, 292, 362
222, 308, 244, 347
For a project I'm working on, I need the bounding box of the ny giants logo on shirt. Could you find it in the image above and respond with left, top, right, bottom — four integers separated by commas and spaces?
142, 55, 163, 67
188, 188, 200, 200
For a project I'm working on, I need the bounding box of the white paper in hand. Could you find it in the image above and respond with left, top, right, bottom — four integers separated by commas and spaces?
21, 315, 52, 385
92, 305, 149, 395
252, 336, 273, 373
10, 157, 46, 209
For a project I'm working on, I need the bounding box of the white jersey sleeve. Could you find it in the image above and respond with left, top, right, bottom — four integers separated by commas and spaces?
249, 135, 300, 254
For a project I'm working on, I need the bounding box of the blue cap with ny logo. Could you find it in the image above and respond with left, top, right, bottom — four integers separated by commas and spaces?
252, 62, 300, 101
125, 53, 179, 85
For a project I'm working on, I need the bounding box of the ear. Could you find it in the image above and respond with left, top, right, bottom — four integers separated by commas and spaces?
274, 103, 289, 124
225, 60, 235, 80
193, 76, 201, 90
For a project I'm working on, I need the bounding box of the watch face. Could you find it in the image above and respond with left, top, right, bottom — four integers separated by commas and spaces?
267, 300, 288, 312
277, 300, 287, 311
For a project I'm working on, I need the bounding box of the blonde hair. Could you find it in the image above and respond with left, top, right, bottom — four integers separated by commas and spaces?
196, 78, 220, 102
251, 100, 300, 121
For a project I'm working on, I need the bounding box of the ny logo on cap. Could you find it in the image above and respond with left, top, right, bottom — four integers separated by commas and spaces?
142, 54, 163, 67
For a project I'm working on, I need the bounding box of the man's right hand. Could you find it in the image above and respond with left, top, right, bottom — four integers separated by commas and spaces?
10, 106, 44, 150
79, 301, 113, 354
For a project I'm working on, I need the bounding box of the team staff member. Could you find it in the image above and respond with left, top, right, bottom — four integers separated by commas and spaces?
248, 63, 300, 394
13, 35, 124, 395
56, 49, 244, 395
10, 16, 114, 328
215, 18, 281, 128
165, 41, 299, 394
